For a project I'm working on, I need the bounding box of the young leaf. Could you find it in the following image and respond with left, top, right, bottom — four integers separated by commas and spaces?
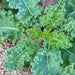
46, 31, 72, 49
40, 1, 65, 30
26, 28, 43, 37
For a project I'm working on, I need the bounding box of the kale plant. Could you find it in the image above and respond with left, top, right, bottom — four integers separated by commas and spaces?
0, 0, 75, 75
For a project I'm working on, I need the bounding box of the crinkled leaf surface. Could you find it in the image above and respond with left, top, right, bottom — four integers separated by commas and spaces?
7, 0, 41, 24
62, 17, 75, 40
31, 50, 63, 75
4, 38, 39, 70
46, 31, 72, 49
62, 63, 75, 75
0, 10, 18, 41
40, 1, 65, 30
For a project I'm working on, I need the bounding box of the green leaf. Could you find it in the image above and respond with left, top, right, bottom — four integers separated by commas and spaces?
68, 41, 75, 63
61, 41, 75, 66
31, 50, 63, 75
65, 0, 75, 19
40, 1, 65, 30
62, 63, 75, 75
2, 0, 9, 9
46, 31, 72, 49
63, 17, 75, 40
0, 10, 25, 41
7, 0, 41, 24
26, 28, 43, 37
4, 38, 39, 70
65, 1, 73, 14
7, 0, 40, 9
0, 10, 18, 41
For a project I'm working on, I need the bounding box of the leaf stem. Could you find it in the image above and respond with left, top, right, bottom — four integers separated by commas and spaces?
22, 0, 32, 15
0, 27, 18, 31
64, 49, 75, 57
46, 54, 50, 70
67, 11, 75, 17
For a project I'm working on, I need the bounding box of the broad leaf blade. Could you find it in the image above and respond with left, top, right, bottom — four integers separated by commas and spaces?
7, 0, 41, 24
31, 50, 63, 75
4, 38, 39, 70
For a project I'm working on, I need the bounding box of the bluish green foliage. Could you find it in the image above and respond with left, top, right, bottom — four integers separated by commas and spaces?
4, 38, 39, 70
1, 0, 9, 9
7, 0, 42, 25
31, 49, 63, 75
0, 10, 18, 41
65, 0, 75, 19
0, 10, 25, 41
62, 63, 75, 75
26, 1, 72, 49
31, 43, 75, 75
0, 0, 75, 75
